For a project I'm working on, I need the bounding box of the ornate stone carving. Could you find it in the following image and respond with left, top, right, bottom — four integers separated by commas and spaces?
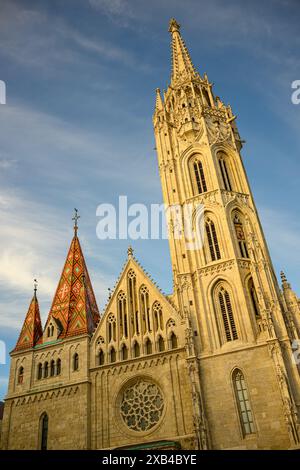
198, 259, 235, 277
120, 379, 164, 432
205, 115, 231, 145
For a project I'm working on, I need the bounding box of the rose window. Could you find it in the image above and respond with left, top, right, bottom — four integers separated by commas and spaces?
120, 379, 164, 432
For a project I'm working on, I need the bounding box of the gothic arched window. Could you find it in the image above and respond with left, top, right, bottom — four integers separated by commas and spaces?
50, 360, 55, 377
37, 363, 43, 380
56, 358, 61, 375
248, 277, 260, 318
158, 335, 165, 352
18, 366, 24, 384
153, 302, 163, 332
233, 369, 255, 436
133, 341, 140, 358
191, 158, 207, 195
205, 218, 221, 261
218, 153, 232, 191
121, 343, 128, 361
44, 362, 49, 378
128, 270, 139, 336
40, 413, 48, 450
110, 347, 116, 363
73, 353, 79, 371
140, 285, 151, 333
169, 332, 178, 350
233, 213, 249, 259
218, 287, 238, 342
107, 313, 116, 343
118, 291, 128, 339
145, 338, 152, 355
98, 349, 105, 365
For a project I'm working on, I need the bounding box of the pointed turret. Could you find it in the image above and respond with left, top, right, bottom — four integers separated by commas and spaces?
14, 280, 42, 351
169, 18, 197, 84
281, 271, 291, 290
155, 88, 163, 111
44, 210, 100, 338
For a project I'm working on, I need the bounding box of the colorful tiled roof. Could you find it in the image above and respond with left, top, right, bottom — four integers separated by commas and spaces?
14, 292, 42, 351
45, 234, 100, 338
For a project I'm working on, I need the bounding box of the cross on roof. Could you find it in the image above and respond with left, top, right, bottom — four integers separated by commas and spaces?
34, 278, 38, 298
72, 208, 80, 236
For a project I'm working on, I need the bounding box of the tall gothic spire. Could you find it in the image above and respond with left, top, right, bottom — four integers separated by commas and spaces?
14, 281, 43, 351
44, 220, 100, 338
169, 18, 197, 83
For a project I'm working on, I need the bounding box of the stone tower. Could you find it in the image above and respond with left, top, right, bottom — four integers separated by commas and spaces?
153, 18, 300, 448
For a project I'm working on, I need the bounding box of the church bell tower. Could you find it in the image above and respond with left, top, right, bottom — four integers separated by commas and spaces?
153, 18, 300, 448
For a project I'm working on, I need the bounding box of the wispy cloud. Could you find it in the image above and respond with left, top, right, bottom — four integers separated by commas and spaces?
0, 0, 142, 71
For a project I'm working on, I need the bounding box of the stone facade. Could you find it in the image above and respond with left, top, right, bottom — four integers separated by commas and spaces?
1, 19, 300, 450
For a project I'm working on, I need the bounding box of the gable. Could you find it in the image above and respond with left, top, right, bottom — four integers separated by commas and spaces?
91, 256, 184, 365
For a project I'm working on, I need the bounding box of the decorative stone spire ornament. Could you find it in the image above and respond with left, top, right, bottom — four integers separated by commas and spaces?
168, 17, 197, 84
281, 271, 291, 289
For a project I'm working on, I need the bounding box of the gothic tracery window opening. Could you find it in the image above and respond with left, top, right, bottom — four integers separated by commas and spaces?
233, 369, 255, 436
140, 285, 151, 333
56, 358, 61, 375
73, 353, 79, 371
37, 363, 43, 380
145, 338, 152, 355
169, 332, 178, 350
233, 213, 249, 259
248, 278, 260, 318
193, 159, 207, 194
120, 379, 164, 432
218, 287, 238, 342
110, 347, 116, 363
128, 270, 139, 336
108, 313, 116, 343
50, 360, 55, 377
99, 349, 105, 365
206, 218, 221, 261
18, 366, 24, 384
121, 343, 128, 361
40, 413, 48, 450
118, 291, 128, 339
219, 155, 232, 191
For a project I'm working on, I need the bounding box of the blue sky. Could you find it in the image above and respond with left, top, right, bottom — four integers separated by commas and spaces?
0, 0, 299, 399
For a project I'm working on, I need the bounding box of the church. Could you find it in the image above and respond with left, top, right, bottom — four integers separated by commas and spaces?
1, 19, 300, 450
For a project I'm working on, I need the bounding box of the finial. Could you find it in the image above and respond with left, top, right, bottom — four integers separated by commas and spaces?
280, 271, 287, 282
155, 88, 163, 111
169, 18, 180, 33
72, 208, 80, 236
33, 278, 38, 299
127, 245, 133, 258
280, 270, 291, 290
